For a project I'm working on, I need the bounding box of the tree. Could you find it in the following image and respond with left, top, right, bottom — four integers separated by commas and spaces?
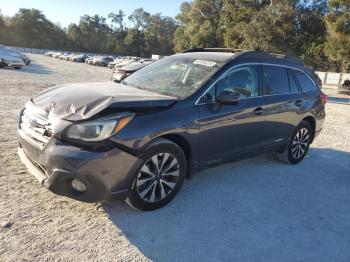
144, 14, 177, 56
173, 2, 193, 51
0, 10, 6, 44
123, 8, 151, 57
67, 15, 113, 53
173, 0, 223, 52
124, 28, 145, 56
108, 10, 125, 30
6, 8, 69, 49
220, 0, 297, 53
325, 0, 350, 71
128, 8, 150, 30
294, 0, 330, 70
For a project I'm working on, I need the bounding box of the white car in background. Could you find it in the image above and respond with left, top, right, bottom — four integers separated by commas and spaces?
0, 50, 26, 69
0, 45, 30, 65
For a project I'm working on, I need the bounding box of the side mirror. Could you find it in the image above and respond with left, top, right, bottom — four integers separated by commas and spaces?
216, 90, 240, 105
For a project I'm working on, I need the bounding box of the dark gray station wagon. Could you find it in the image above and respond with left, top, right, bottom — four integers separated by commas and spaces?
18, 49, 326, 210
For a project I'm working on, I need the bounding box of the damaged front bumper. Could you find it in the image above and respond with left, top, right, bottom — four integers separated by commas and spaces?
18, 132, 142, 203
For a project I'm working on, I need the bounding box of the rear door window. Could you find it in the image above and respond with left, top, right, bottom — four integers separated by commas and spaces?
262, 65, 289, 95
292, 70, 316, 92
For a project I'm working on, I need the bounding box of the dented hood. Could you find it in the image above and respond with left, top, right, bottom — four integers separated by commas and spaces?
32, 81, 177, 121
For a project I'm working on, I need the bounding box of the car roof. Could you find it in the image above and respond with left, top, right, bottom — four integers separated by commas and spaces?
173, 52, 235, 64
177, 48, 305, 69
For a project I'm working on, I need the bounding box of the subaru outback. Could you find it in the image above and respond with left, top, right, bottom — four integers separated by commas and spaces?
18, 49, 326, 210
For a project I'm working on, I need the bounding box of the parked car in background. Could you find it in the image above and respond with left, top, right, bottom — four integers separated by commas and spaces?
59, 53, 71, 60
338, 79, 350, 95
52, 52, 63, 58
86, 56, 96, 65
71, 54, 89, 63
0, 45, 31, 65
20, 53, 31, 65
114, 58, 138, 70
93, 56, 114, 66
112, 60, 153, 82
108, 57, 124, 69
66, 54, 76, 61
0, 49, 26, 69
17, 49, 326, 210
45, 51, 54, 56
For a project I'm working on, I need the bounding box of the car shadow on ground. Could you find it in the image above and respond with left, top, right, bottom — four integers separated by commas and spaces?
19, 62, 53, 75
103, 148, 350, 262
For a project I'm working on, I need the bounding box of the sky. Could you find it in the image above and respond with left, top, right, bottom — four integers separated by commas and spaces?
0, 0, 184, 27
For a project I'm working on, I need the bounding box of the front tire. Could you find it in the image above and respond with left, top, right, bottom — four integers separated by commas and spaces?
277, 121, 312, 164
128, 139, 187, 211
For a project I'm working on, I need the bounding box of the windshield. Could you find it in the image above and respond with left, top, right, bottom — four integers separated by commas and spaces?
123, 56, 221, 98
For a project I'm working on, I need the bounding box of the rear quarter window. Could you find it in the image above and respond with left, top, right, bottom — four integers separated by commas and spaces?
292, 70, 317, 92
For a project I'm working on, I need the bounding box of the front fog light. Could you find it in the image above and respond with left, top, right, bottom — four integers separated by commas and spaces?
71, 179, 87, 192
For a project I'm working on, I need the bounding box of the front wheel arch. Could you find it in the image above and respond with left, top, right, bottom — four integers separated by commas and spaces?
128, 137, 187, 210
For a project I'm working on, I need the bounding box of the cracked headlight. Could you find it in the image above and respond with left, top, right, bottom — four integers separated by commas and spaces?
64, 114, 134, 142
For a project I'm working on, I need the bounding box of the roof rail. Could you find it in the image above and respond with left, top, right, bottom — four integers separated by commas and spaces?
181, 48, 252, 53
180, 47, 303, 65
236, 51, 304, 65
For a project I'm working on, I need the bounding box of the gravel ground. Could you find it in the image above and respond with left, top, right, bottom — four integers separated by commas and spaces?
0, 54, 350, 262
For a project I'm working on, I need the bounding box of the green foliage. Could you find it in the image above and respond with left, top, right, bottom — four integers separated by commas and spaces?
0, 2, 348, 71
4, 8, 69, 49
325, 0, 350, 71
0, 8, 176, 57
173, 0, 347, 71
67, 14, 112, 53
144, 15, 177, 56
174, 0, 223, 52
0, 10, 6, 43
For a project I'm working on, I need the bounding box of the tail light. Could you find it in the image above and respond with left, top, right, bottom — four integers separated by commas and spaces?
320, 92, 327, 106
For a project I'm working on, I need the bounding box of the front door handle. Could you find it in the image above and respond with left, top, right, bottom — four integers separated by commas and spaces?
295, 100, 303, 107
253, 107, 264, 115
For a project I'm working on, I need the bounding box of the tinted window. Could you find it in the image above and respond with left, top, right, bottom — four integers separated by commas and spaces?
288, 70, 299, 93
262, 65, 289, 95
292, 70, 316, 92
216, 65, 259, 98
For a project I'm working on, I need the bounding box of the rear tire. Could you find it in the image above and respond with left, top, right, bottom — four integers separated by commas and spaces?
127, 138, 187, 211
277, 121, 312, 164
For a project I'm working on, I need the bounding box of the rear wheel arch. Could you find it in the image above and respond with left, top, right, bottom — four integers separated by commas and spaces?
301, 116, 316, 142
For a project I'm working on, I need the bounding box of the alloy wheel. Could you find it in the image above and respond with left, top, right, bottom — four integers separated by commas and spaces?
291, 128, 310, 159
136, 153, 180, 203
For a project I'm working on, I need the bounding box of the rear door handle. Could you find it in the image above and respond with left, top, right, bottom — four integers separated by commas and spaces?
253, 107, 264, 115
295, 100, 303, 107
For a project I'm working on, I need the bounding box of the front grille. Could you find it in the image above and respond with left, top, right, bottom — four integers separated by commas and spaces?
19, 108, 52, 149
